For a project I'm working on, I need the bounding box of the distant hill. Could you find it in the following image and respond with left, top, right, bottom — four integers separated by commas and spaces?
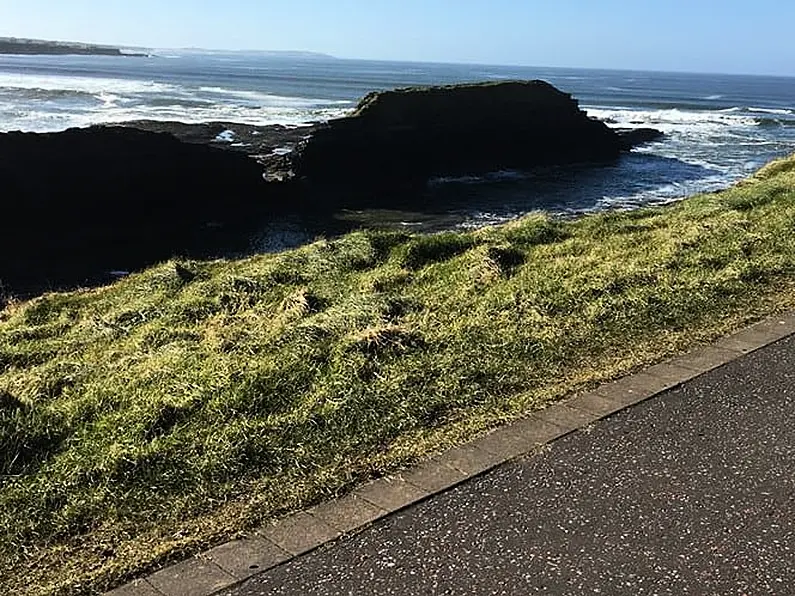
236, 50, 336, 59
0, 37, 144, 56
0, 38, 332, 58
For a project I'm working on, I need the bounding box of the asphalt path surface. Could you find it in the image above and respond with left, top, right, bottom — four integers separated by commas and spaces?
226, 335, 795, 595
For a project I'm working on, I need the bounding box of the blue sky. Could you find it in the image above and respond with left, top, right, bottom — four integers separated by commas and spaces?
1, 0, 793, 75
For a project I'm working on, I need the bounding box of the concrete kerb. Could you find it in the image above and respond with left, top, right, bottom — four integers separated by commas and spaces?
105, 311, 795, 596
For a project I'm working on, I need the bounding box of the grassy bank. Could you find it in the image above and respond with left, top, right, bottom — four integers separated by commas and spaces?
3, 155, 795, 595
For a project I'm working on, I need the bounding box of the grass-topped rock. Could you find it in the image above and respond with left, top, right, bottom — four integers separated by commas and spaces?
293, 80, 628, 191
3, 155, 795, 594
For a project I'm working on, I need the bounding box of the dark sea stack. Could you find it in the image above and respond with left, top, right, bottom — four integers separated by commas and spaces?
0, 126, 278, 295
292, 80, 626, 191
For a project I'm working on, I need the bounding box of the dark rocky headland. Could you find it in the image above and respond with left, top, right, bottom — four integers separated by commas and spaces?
0, 80, 662, 298
0, 36, 141, 56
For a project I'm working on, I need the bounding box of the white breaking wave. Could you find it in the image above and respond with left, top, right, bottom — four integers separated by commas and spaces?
215, 130, 236, 142
585, 106, 760, 136
0, 71, 354, 132
198, 86, 353, 107
97, 92, 124, 107
746, 107, 794, 116
0, 103, 352, 133
0, 72, 177, 96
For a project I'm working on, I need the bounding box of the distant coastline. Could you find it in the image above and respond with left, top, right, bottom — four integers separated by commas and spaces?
0, 36, 146, 56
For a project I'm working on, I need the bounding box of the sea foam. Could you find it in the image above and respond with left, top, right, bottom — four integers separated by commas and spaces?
0, 72, 176, 95
586, 106, 760, 136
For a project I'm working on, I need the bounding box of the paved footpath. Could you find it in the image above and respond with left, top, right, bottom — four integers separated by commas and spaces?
224, 334, 795, 596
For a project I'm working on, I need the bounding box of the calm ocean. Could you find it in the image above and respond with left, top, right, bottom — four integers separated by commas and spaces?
2, 50, 795, 233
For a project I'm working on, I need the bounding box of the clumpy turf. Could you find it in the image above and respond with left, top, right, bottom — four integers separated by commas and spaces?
3, 155, 795, 594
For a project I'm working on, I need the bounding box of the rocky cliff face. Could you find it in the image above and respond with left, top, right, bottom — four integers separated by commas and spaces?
292, 80, 625, 191
0, 80, 661, 297
0, 127, 276, 295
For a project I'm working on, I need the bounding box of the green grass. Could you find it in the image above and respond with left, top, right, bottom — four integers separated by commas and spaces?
3, 154, 795, 595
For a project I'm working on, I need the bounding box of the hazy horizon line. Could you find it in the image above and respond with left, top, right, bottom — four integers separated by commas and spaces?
3, 34, 794, 80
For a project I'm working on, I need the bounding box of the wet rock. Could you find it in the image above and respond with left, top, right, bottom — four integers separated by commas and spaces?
616, 127, 665, 149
